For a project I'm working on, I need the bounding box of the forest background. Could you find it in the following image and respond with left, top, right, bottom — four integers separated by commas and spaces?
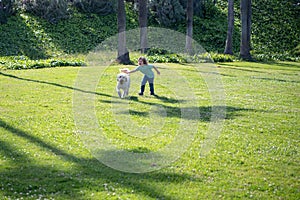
0, 0, 299, 69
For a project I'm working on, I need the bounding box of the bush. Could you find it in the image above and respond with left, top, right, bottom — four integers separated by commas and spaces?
147, 54, 187, 63
209, 53, 235, 62
147, 48, 170, 56
0, 0, 16, 24
0, 56, 85, 70
292, 44, 300, 56
132, 51, 235, 64
252, 52, 300, 62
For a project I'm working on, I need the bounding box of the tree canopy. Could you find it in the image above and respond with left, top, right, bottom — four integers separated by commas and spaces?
0, 0, 299, 59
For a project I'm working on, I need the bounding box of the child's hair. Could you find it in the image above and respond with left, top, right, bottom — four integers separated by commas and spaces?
138, 56, 148, 65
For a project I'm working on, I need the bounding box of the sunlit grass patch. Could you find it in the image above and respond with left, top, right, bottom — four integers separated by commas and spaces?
0, 61, 299, 199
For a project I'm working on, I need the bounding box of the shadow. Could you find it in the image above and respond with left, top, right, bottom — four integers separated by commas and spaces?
264, 61, 300, 69
1, 71, 261, 122
129, 109, 149, 117
0, 119, 79, 163
251, 76, 300, 83
0, 140, 29, 162
0, 118, 201, 199
127, 147, 152, 153
220, 62, 300, 72
219, 73, 237, 78
220, 64, 268, 74
161, 105, 260, 121
0, 71, 112, 98
152, 94, 180, 104
112, 96, 259, 122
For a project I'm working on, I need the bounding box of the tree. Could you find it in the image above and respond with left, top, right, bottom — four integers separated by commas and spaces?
117, 0, 131, 64
185, 0, 193, 54
149, 0, 185, 26
240, 0, 252, 60
224, 0, 234, 55
0, 0, 6, 24
0, 0, 15, 24
73, 0, 114, 15
139, 0, 148, 54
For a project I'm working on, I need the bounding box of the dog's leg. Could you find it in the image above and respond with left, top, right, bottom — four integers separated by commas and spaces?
124, 88, 129, 97
121, 89, 126, 98
116, 87, 122, 98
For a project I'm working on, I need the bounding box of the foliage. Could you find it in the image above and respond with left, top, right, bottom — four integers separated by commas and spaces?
252, 52, 300, 62
176, 15, 239, 53
147, 48, 171, 56
0, 12, 117, 58
215, 0, 300, 57
250, 0, 300, 54
292, 44, 300, 56
0, 0, 16, 24
208, 52, 235, 62
73, 0, 115, 15
131, 50, 187, 64
132, 49, 236, 64
0, 0, 299, 62
192, 0, 220, 18
148, 0, 220, 27
147, 54, 187, 63
0, 56, 85, 70
149, 0, 185, 26
19, 0, 70, 24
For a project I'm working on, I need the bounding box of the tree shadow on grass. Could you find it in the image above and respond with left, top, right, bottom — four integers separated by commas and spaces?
116, 95, 261, 122
219, 64, 268, 74
0, 118, 201, 199
263, 61, 300, 69
0, 71, 112, 98
251, 76, 300, 83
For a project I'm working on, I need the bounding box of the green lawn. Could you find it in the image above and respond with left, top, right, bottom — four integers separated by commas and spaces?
0, 61, 299, 199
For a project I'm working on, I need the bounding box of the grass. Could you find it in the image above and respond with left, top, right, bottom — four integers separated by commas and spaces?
0, 61, 299, 199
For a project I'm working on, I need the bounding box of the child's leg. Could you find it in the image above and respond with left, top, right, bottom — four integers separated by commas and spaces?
139, 85, 145, 95
148, 78, 155, 95
139, 75, 147, 95
149, 83, 155, 95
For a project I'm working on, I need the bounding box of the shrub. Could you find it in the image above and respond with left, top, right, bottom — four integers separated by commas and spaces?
209, 53, 235, 62
0, 56, 85, 70
147, 48, 170, 56
291, 44, 300, 56
132, 51, 236, 64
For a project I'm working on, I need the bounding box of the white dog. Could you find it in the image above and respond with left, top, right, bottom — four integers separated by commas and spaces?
116, 69, 130, 98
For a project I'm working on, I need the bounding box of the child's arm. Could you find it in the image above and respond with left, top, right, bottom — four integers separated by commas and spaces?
120, 68, 137, 74
153, 66, 160, 75
128, 68, 138, 74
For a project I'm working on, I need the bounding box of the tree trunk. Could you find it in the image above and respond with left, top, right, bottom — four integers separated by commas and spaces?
185, 0, 193, 55
139, 0, 148, 54
224, 0, 234, 55
0, 0, 7, 24
240, 0, 252, 60
117, 0, 131, 64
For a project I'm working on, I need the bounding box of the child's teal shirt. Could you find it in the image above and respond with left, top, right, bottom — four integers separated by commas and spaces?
135, 65, 155, 78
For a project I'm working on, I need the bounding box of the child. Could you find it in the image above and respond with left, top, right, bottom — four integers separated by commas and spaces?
126, 56, 160, 96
